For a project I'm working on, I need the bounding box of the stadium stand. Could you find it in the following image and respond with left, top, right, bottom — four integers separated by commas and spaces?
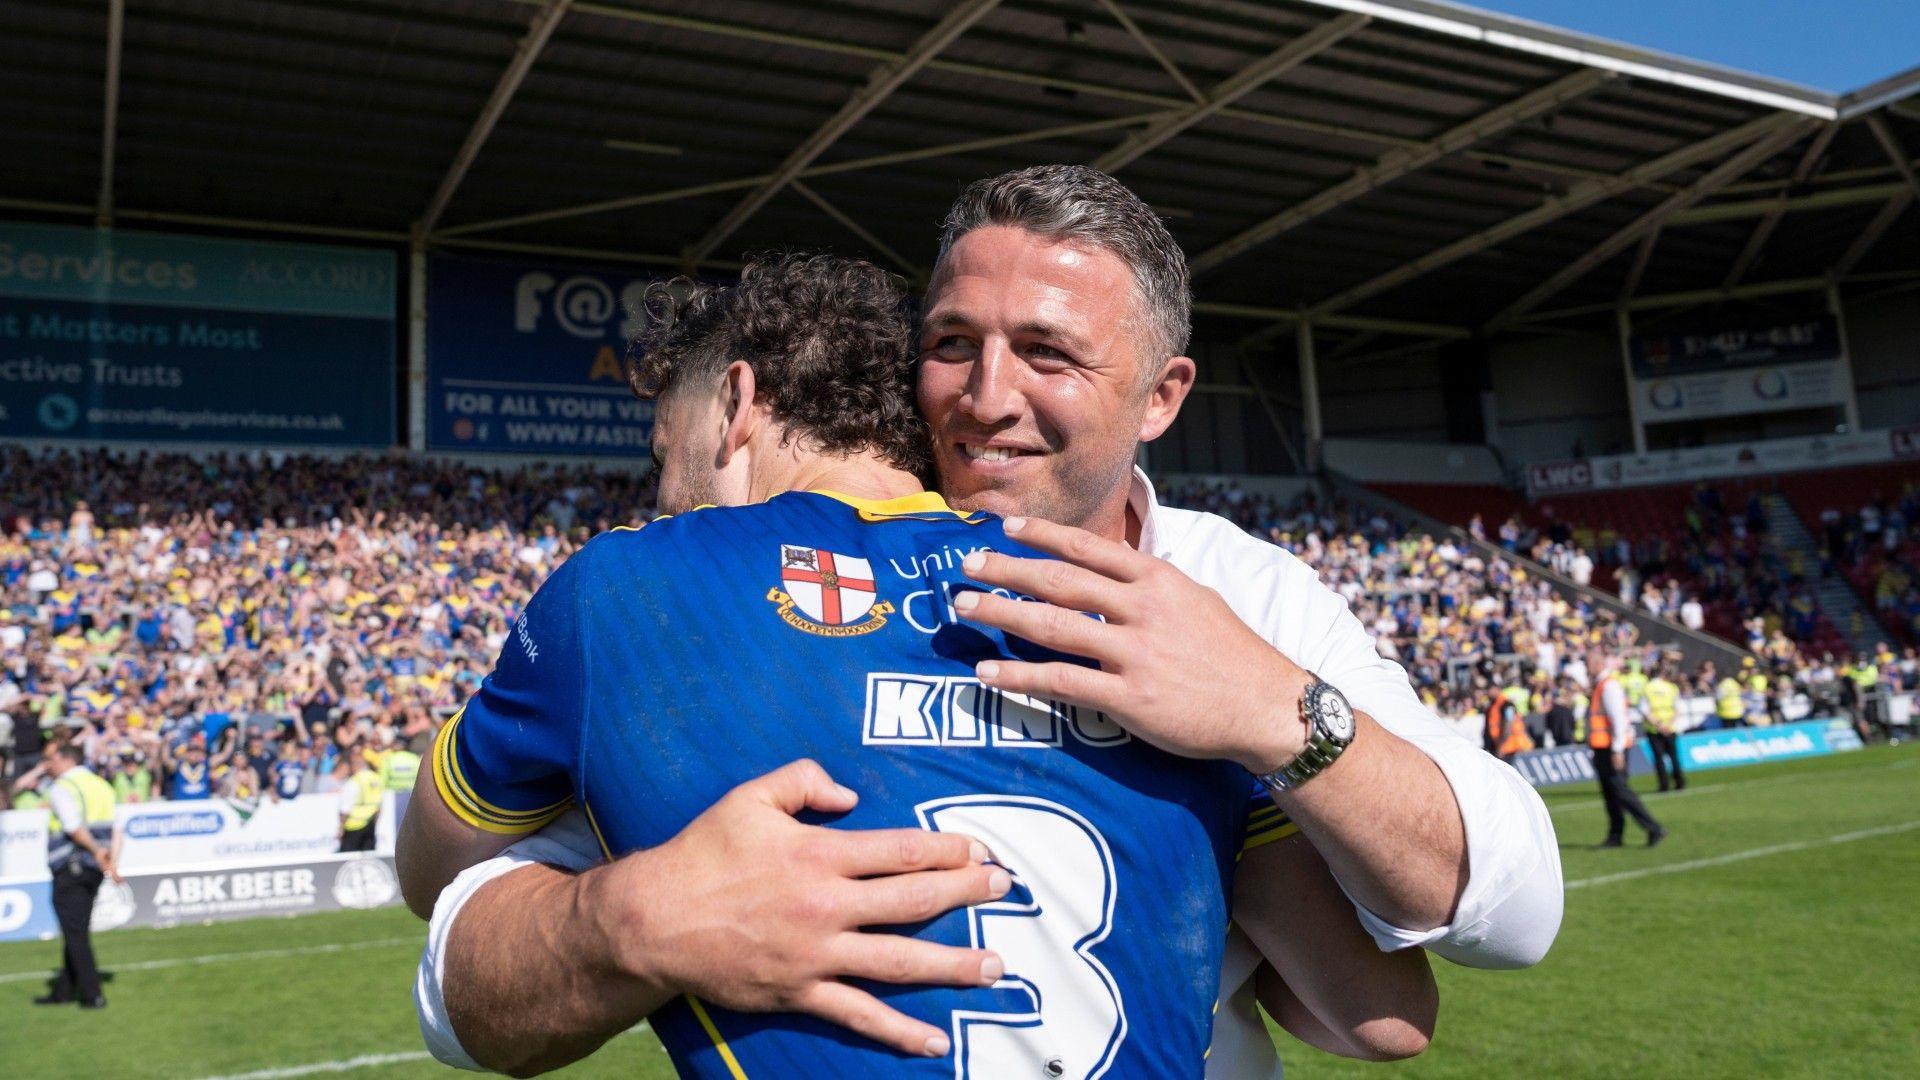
12, 450, 1914, 809
2, 448, 654, 799
1368, 463, 1920, 661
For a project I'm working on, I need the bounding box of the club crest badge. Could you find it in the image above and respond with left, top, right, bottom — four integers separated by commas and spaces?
768, 545, 894, 637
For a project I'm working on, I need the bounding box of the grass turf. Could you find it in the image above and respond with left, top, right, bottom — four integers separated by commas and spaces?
5, 742, 1916, 1079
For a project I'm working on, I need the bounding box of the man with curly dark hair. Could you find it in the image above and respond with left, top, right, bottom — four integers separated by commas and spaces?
630, 252, 931, 514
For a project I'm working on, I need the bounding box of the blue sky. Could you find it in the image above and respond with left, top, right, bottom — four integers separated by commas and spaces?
1466, 1, 1918, 93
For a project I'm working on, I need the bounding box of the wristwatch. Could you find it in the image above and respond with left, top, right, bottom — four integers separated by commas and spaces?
1257, 677, 1356, 792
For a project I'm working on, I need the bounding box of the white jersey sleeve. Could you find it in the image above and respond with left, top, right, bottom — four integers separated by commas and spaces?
415, 809, 604, 1071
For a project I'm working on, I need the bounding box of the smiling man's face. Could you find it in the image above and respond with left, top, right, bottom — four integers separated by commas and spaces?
916, 225, 1191, 539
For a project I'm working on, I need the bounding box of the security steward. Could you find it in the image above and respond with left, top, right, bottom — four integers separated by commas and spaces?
1485, 689, 1526, 762
1845, 655, 1886, 740
1643, 663, 1686, 792
1743, 657, 1776, 727
337, 743, 385, 853
1715, 668, 1748, 729
380, 738, 422, 826
1621, 657, 1650, 715
36, 742, 121, 1008
1590, 656, 1666, 848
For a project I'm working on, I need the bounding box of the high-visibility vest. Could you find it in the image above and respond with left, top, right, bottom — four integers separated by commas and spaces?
1588, 675, 1619, 750
1498, 707, 1535, 756
1716, 678, 1746, 719
1502, 684, 1531, 715
1644, 679, 1680, 733
1621, 671, 1648, 706
381, 750, 421, 793
343, 768, 384, 832
57, 768, 117, 827
1850, 664, 1879, 690
1486, 697, 1510, 747
49, 767, 116, 870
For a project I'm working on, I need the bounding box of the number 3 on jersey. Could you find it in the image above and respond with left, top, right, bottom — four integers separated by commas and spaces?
917, 796, 1127, 1080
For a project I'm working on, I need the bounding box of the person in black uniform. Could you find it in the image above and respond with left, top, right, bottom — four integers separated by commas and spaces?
32, 742, 123, 1008
1541, 684, 1577, 748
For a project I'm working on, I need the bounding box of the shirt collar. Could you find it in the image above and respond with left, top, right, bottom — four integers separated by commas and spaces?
1127, 466, 1167, 558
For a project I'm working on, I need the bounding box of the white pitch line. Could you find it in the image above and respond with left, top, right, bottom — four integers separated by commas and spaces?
195, 1051, 433, 1080
1546, 755, 1915, 815
194, 1024, 654, 1080
0, 936, 419, 984
1566, 819, 1920, 890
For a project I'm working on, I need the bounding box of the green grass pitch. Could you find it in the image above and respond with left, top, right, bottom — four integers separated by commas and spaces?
6, 742, 1917, 1079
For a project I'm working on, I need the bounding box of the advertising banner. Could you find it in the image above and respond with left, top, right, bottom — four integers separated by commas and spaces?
425, 252, 657, 456
0, 880, 57, 941
0, 807, 48, 883
1525, 429, 1904, 495
114, 793, 394, 873
0, 222, 395, 445
1674, 718, 1863, 773
83, 854, 401, 933
1628, 315, 1850, 424
1507, 742, 1650, 789
0, 795, 402, 942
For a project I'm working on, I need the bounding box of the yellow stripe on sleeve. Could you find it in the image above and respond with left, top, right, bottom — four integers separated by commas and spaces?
431, 709, 570, 835
1240, 820, 1302, 854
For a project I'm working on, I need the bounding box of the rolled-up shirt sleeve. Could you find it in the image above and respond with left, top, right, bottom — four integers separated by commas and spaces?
416, 809, 605, 1071
1288, 554, 1564, 969
1147, 492, 1563, 971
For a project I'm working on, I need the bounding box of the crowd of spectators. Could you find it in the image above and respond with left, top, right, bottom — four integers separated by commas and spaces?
5, 452, 1913, 813
1816, 485, 1920, 646
1155, 478, 1918, 741
3, 447, 654, 802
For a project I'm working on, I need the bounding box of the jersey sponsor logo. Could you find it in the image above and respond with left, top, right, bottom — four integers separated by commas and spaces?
864, 673, 1129, 749
768, 545, 894, 637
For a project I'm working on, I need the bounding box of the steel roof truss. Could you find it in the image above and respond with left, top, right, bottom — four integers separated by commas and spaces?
1484, 117, 1817, 328
1190, 65, 1614, 276
683, 0, 1002, 265
417, 0, 573, 234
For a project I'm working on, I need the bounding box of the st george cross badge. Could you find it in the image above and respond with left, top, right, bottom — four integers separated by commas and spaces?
767, 545, 895, 637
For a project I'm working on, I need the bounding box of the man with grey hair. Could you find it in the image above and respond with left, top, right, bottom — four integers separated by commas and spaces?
411, 165, 1560, 1076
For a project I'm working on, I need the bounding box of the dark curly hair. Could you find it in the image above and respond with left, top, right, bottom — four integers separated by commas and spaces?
629, 252, 929, 477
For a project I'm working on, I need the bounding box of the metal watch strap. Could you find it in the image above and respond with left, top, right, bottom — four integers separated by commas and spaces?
1258, 679, 1351, 792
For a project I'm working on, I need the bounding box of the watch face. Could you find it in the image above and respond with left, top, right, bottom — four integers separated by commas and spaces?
1316, 683, 1356, 742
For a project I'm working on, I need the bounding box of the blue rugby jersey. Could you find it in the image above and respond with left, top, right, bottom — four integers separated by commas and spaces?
434, 490, 1293, 1079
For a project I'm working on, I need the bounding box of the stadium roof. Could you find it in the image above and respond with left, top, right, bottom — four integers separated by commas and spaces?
3, 0, 1917, 346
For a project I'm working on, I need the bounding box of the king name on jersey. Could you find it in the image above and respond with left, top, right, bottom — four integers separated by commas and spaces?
864, 674, 1129, 748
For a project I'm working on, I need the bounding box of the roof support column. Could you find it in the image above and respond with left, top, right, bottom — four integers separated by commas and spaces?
1827, 282, 1863, 432
96, 0, 124, 226
1298, 320, 1322, 474
407, 239, 429, 451
1615, 308, 1648, 455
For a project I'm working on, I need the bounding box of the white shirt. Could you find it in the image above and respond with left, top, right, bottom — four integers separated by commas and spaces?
415, 471, 1564, 1074
1600, 679, 1636, 750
